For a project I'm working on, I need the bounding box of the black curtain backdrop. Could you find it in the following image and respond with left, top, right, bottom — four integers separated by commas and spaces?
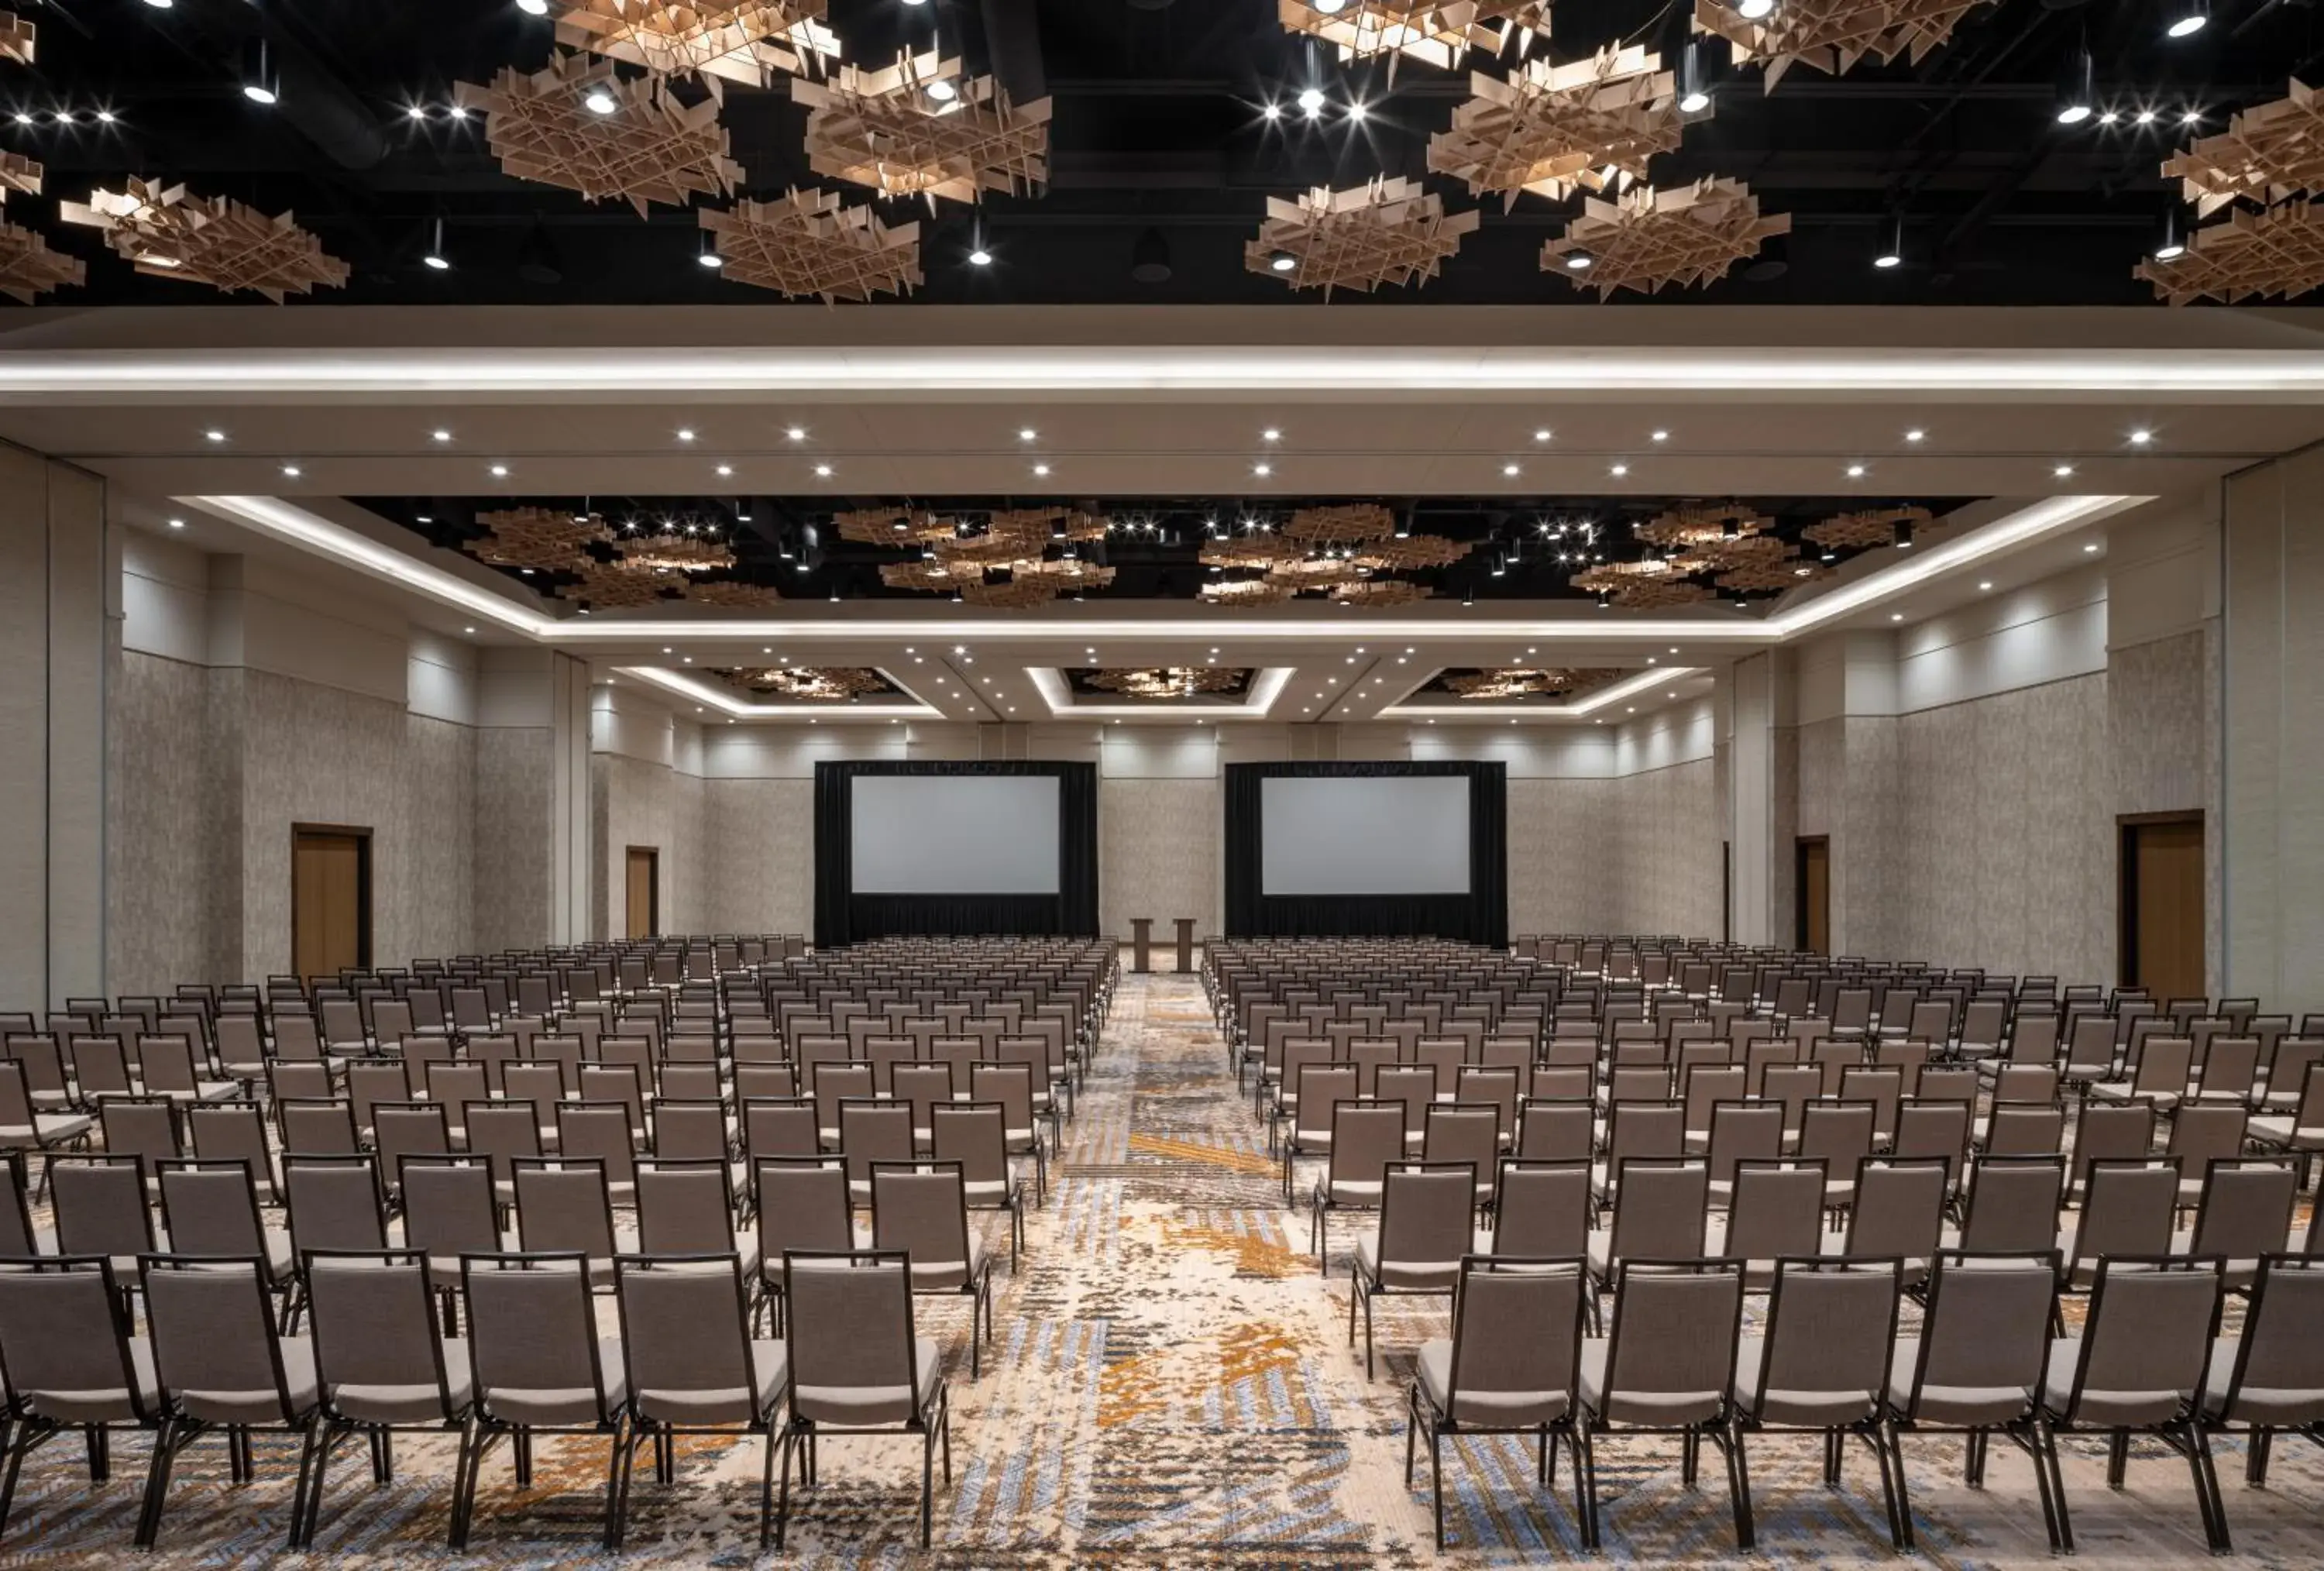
813, 761, 1099, 947
1223, 761, 1508, 946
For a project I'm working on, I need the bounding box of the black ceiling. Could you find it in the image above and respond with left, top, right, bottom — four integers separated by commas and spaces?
359, 490, 1979, 602
2, 0, 2306, 308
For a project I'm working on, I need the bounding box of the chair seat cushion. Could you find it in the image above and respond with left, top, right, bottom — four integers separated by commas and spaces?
792, 1336, 944, 1427
2202, 1336, 2324, 1425
483, 1339, 627, 1426
635, 1339, 788, 1427
2042, 1338, 2194, 1428
1731, 1336, 1878, 1427
25, 1335, 160, 1424
905, 1234, 985, 1291
331, 1340, 473, 1425
1579, 1339, 1724, 1427
1886, 1336, 2032, 1426
176, 1335, 319, 1425
1353, 1234, 1459, 1292
1417, 1338, 1569, 1427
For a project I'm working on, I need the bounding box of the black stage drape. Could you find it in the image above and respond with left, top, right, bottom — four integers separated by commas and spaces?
1222, 761, 1508, 947
813, 761, 1099, 947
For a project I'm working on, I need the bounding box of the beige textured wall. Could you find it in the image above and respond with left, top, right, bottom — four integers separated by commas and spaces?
1098, 775, 1220, 937
106, 652, 219, 996
473, 727, 556, 954
703, 777, 816, 936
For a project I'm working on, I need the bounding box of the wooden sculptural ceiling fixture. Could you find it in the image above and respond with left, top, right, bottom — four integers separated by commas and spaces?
0, 150, 37, 201
2164, 81, 2324, 218
464, 507, 615, 573
1542, 177, 1789, 298
0, 153, 79, 307
873, 507, 1116, 607
455, 53, 740, 216
57, 180, 349, 301
555, 0, 840, 94
1802, 504, 1932, 553
1569, 556, 1717, 609
713, 665, 886, 700
0, 11, 33, 66
1246, 177, 1480, 297
1441, 666, 1624, 700
613, 518, 738, 574
2141, 81, 2324, 306
1693, 0, 1996, 91
1088, 667, 1248, 700
1429, 46, 1694, 206
1277, 1, 1551, 74
701, 189, 922, 303
1198, 504, 1472, 605
793, 50, 1051, 206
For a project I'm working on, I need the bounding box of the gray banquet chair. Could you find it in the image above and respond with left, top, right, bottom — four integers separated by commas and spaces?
1349, 1162, 1475, 1380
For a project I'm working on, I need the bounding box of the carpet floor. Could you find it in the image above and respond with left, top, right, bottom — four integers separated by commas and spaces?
9, 972, 2324, 1566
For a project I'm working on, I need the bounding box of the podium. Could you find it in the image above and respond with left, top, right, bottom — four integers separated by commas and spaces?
1173, 917, 1197, 974
1129, 917, 1153, 974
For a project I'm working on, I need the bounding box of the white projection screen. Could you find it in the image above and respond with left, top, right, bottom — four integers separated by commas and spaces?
1260, 775, 1471, 896
850, 775, 1061, 894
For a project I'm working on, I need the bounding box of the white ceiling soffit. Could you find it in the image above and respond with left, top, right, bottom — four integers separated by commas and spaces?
614, 665, 944, 720
1381, 665, 1709, 720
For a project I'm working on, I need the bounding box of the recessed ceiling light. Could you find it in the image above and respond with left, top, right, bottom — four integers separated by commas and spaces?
447, 104, 469, 120
517, 0, 549, 12
1889, 612, 1904, 622
1032, 463, 1051, 476
2129, 428, 2153, 445
280, 463, 302, 477
96, 109, 117, 125
1533, 428, 1552, 442
2181, 109, 2202, 125
1253, 462, 1273, 476
1978, 580, 1994, 591
1346, 101, 1368, 122
490, 463, 509, 478
1846, 463, 1866, 478
1650, 429, 1669, 442
1502, 463, 1521, 477
2054, 463, 2076, 477
464, 625, 476, 634
2084, 541, 2102, 553
1261, 101, 1282, 122
1019, 428, 1038, 442
431, 428, 452, 442
785, 427, 806, 442
1261, 428, 1281, 442
813, 463, 833, 478
167, 517, 185, 529
716, 463, 734, 477
205, 429, 227, 443
1904, 428, 1925, 442
1268, 249, 1297, 273
676, 428, 697, 443
1610, 462, 1629, 477
1564, 251, 1593, 271
583, 88, 618, 116
2135, 108, 2158, 125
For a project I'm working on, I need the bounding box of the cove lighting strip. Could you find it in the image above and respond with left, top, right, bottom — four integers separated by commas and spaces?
27, 348, 2324, 395
1026, 665, 1295, 720
186, 491, 2144, 648
1383, 665, 1707, 721
616, 665, 942, 721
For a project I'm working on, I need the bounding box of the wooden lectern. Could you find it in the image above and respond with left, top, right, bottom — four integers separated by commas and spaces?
1129, 917, 1153, 974
1173, 917, 1197, 974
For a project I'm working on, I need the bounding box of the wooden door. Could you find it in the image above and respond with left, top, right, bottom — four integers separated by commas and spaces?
292, 828, 370, 982
2123, 816, 2204, 999
625, 847, 659, 940
1796, 838, 1831, 956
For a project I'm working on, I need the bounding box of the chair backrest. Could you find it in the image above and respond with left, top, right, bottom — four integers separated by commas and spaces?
98, 1096, 180, 1177
2218, 1256, 2324, 1418
1600, 1261, 1745, 1424
462, 1100, 545, 1188
143, 1256, 305, 1425
929, 1103, 1011, 1188
838, 1100, 915, 1189
1514, 1097, 1593, 1161
1722, 1161, 1824, 1262
47, 1156, 155, 1259
284, 1155, 387, 1255
1373, 1066, 1436, 1143
0, 1257, 149, 1419
1325, 1102, 1408, 1191
2059, 1258, 2224, 1427
399, 1156, 503, 1260
870, 1161, 973, 1271
1703, 1102, 1783, 1189
305, 1249, 462, 1423
1796, 1098, 1875, 1174
2189, 1159, 2300, 1262
1748, 1259, 1902, 1419
968, 1061, 1037, 1133
1421, 1106, 1501, 1195
614, 1254, 763, 1425
2069, 1100, 2157, 1192
635, 1160, 739, 1256
1903, 1250, 2058, 1420
514, 1159, 618, 1261
1961, 1157, 2066, 1254
2072, 1160, 2181, 1271
1893, 1098, 1972, 1188
462, 1255, 618, 1425
1607, 1159, 1709, 1264
373, 1102, 452, 1191
156, 1160, 268, 1259
783, 1251, 926, 1425
1491, 1160, 1589, 1259
1441, 1256, 1586, 1426
555, 1103, 638, 1187
651, 1098, 728, 1162
1841, 1158, 1947, 1262
756, 1157, 855, 1260
1377, 1164, 1477, 1272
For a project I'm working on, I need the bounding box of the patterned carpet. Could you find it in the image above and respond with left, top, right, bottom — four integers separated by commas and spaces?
11, 973, 2324, 1566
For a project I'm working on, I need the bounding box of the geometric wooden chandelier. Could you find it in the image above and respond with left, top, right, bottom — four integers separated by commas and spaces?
1441, 665, 1623, 700
876, 507, 1116, 607
701, 189, 921, 303
1542, 178, 1789, 297
464, 507, 614, 574
1245, 177, 1480, 297
2162, 80, 2324, 218
1280, 2, 1552, 74
713, 665, 888, 701
1087, 666, 1248, 700
1693, 0, 1995, 91
793, 51, 1050, 205
0, 150, 38, 201
555, 1, 840, 95
1569, 556, 1717, 607
455, 53, 740, 216
2137, 198, 2324, 307
1, 11, 33, 67
0, 219, 84, 304
1802, 504, 1930, 552
1198, 503, 1470, 604
57, 180, 349, 301
1429, 46, 1691, 207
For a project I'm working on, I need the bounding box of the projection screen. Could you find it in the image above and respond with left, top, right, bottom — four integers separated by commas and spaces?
849, 775, 1061, 894
1260, 775, 1472, 896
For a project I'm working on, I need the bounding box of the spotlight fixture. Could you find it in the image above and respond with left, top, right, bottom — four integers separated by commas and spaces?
1346, 100, 1369, 122
406, 105, 429, 122
422, 218, 451, 271
2135, 108, 2158, 125
242, 40, 280, 106
1895, 520, 1914, 548
1129, 226, 1173, 284
144, 0, 175, 9
2055, 39, 2095, 125
926, 76, 959, 105
696, 232, 723, 268
1298, 86, 1325, 116
1872, 214, 1904, 269
1738, 0, 1776, 15
2181, 108, 2202, 125
1267, 248, 1298, 274
1563, 249, 1593, 271
96, 109, 117, 125
2153, 208, 2187, 261
517, 0, 548, 12
1677, 42, 1713, 114
967, 218, 992, 267
2166, 0, 2207, 38
1261, 101, 1281, 122
583, 85, 617, 115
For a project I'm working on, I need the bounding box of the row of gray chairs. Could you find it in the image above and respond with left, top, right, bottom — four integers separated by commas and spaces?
1404, 1250, 2322, 1555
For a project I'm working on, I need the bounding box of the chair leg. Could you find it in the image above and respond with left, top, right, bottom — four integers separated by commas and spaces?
135, 1416, 182, 1550
2036, 1415, 2074, 1553
1541, 1425, 1552, 1487
2187, 1417, 2231, 1555
773, 1427, 796, 1552
1430, 1428, 1446, 1551
920, 1421, 936, 1549
2247, 1426, 2273, 1487
1868, 1423, 1905, 1550
2106, 1429, 2130, 1490
513, 1428, 532, 1488
0, 1418, 41, 1542
84, 1424, 107, 1483
1724, 1425, 1755, 1551
446, 1421, 482, 1550
601, 1418, 629, 1552
1362, 1278, 1377, 1382
292, 1419, 328, 1549
1575, 1426, 1601, 1550
758, 1426, 779, 1552
1682, 1427, 1700, 1488
1887, 1421, 1917, 1552
1401, 1396, 1417, 1489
